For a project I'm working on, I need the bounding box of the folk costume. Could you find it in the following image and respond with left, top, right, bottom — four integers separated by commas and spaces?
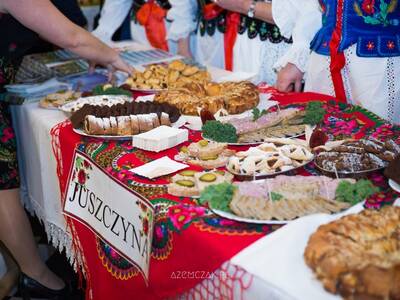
93, 0, 187, 53
168, 0, 292, 84
279, 0, 400, 122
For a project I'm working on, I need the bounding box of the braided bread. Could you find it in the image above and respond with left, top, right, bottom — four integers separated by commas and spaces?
304, 206, 400, 299
154, 81, 259, 115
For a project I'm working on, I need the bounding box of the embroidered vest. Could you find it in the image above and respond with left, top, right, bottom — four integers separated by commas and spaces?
197, 0, 291, 44
311, 0, 400, 57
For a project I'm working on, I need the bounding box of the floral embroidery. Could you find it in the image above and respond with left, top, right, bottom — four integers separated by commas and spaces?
354, 0, 400, 26
168, 204, 207, 231
366, 41, 375, 50
371, 123, 395, 138
387, 40, 395, 49
71, 156, 92, 187
361, 0, 376, 15
0, 55, 20, 189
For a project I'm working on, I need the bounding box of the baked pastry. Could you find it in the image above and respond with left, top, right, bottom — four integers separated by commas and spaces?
70, 101, 180, 129
315, 138, 400, 173
124, 60, 211, 90
175, 140, 236, 169
385, 155, 400, 185
83, 113, 170, 136
154, 81, 259, 116
168, 170, 233, 197
229, 176, 353, 221
40, 90, 81, 109
304, 206, 400, 299
226, 142, 313, 176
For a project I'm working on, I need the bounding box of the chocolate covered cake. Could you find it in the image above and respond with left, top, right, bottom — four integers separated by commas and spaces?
385, 155, 400, 185
70, 101, 180, 129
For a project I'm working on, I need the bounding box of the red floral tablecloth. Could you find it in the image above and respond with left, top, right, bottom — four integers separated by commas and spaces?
50, 89, 400, 299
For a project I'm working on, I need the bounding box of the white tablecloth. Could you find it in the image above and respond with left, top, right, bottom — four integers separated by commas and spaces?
10, 104, 76, 260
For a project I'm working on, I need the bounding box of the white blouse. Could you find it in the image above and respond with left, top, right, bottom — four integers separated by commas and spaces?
271, 0, 321, 73
92, 0, 132, 42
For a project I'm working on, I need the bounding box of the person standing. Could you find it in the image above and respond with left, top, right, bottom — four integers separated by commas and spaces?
0, 0, 132, 298
168, 0, 292, 84
92, 0, 192, 56
275, 0, 400, 123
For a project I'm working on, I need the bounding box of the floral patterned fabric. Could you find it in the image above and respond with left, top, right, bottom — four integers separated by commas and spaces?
311, 0, 400, 56
0, 102, 19, 189
0, 12, 41, 190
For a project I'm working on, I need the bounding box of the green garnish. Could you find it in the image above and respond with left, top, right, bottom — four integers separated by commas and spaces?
335, 179, 379, 206
202, 120, 238, 143
271, 192, 283, 201
91, 85, 131, 97
303, 101, 326, 125
252, 108, 268, 121
199, 183, 237, 212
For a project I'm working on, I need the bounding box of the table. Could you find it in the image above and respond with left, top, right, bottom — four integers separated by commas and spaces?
10, 74, 400, 300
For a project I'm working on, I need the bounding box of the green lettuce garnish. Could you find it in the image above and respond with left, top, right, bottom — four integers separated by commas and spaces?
303, 101, 326, 125
252, 108, 268, 121
202, 120, 238, 143
199, 183, 237, 212
92, 85, 131, 97
335, 179, 379, 206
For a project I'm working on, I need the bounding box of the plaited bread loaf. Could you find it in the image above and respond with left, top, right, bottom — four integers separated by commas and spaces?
154, 81, 259, 115
304, 206, 400, 300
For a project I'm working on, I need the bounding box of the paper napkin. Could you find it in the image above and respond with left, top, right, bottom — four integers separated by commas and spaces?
132, 126, 188, 152
130, 156, 188, 179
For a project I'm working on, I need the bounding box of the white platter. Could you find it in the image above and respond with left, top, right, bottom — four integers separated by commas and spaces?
72, 128, 132, 140
226, 157, 314, 180
210, 208, 289, 225
60, 95, 133, 113
389, 179, 400, 193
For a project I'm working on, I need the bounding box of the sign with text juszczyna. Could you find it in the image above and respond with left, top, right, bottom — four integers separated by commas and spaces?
63, 150, 153, 282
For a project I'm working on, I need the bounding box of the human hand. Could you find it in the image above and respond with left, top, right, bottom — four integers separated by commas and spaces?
213, 0, 250, 14
89, 51, 134, 81
276, 63, 304, 93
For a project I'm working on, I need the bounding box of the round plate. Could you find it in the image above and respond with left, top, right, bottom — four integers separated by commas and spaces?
202, 127, 309, 146
314, 160, 385, 179
389, 179, 400, 193
201, 134, 263, 146
60, 95, 133, 113
226, 159, 313, 181
210, 208, 289, 224
72, 128, 132, 140
129, 87, 166, 93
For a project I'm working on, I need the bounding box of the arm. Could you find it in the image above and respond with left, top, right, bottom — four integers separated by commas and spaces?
214, 0, 274, 24
91, 0, 133, 42
1, 0, 133, 74
273, 0, 321, 92
167, 0, 198, 57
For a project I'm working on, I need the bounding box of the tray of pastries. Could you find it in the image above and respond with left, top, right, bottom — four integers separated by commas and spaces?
39, 90, 82, 109
314, 138, 400, 177
304, 206, 400, 299
154, 81, 259, 116
226, 139, 313, 179
60, 95, 132, 113
69, 101, 181, 139
123, 60, 211, 91
175, 140, 236, 169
